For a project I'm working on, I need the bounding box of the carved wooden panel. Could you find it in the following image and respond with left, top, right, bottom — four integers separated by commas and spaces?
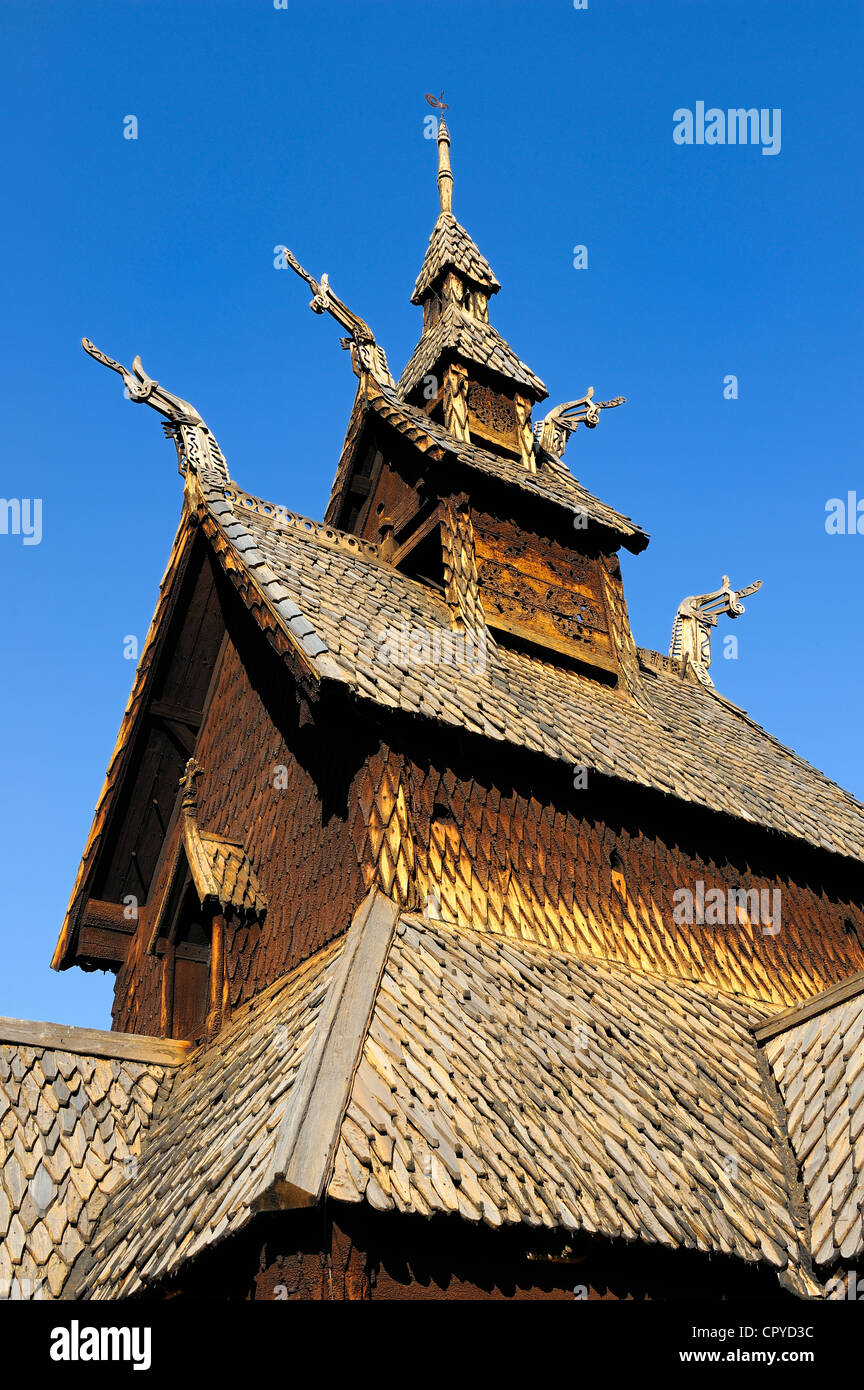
472, 512, 617, 672
466, 381, 520, 451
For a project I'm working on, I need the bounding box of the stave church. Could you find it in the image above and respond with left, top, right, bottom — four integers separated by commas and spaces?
1, 117, 862, 1301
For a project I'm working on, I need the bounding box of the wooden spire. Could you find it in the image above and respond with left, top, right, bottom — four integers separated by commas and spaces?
437, 117, 453, 214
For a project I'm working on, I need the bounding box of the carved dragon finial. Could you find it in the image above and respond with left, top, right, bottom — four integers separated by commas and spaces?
81, 339, 229, 481
281, 251, 394, 387
669, 576, 762, 688
179, 757, 203, 818
537, 388, 626, 461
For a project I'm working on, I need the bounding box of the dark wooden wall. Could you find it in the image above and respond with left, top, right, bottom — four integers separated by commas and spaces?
110, 559, 864, 1032
143, 1206, 794, 1302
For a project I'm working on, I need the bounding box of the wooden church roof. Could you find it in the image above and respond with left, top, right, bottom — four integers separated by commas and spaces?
51, 434, 864, 976
396, 303, 548, 401
197, 465, 864, 864
325, 377, 648, 546
410, 208, 501, 304
37, 894, 864, 1300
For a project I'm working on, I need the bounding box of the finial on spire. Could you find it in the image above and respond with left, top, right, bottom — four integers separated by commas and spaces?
425, 92, 452, 214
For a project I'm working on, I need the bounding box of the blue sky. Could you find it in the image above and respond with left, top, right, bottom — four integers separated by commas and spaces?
1, 0, 861, 1027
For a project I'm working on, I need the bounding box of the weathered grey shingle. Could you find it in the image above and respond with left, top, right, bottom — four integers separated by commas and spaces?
411, 211, 501, 303
0, 1026, 176, 1299
66, 938, 344, 1300
764, 985, 864, 1268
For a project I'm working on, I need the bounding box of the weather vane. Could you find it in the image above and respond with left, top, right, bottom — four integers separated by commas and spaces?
424, 91, 449, 113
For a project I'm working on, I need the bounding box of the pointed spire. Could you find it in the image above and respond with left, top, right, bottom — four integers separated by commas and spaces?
436, 117, 453, 214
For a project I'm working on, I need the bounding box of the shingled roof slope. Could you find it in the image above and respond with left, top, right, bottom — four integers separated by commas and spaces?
397, 302, 547, 401
410, 211, 501, 303
0, 1022, 181, 1299
365, 381, 647, 546
198, 471, 864, 866
763, 978, 864, 1269
55, 904, 849, 1299
67, 938, 344, 1299
328, 915, 810, 1279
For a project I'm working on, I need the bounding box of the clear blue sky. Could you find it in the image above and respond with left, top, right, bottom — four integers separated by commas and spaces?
1, 0, 861, 1028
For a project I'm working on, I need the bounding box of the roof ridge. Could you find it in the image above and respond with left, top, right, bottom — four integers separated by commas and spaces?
204, 475, 383, 563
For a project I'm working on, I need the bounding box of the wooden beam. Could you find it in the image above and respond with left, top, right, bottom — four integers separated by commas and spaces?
0, 1016, 191, 1065
486, 611, 620, 676
262, 888, 399, 1209
77, 928, 130, 970
390, 507, 443, 570
150, 699, 202, 727
75, 898, 138, 969
80, 898, 137, 934
753, 969, 864, 1043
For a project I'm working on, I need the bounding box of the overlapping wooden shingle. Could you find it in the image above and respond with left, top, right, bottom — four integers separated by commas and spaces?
30, 902, 861, 1299
66, 937, 344, 1300
366, 380, 646, 543
762, 979, 864, 1269
411, 211, 501, 304
196, 472, 864, 866
397, 303, 547, 401
327, 914, 806, 1278
0, 1022, 179, 1299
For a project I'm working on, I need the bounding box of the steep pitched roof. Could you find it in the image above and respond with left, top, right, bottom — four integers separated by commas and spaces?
328, 915, 804, 1273
42, 899, 861, 1300
397, 302, 547, 401
370, 381, 646, 543
0, 1021, 184, 1299
65, 940, 343, 1299
52, 456, 864, 979
760, 974, 864, 1270
195, 469, 864, 866
183, 825, 268, 921
325, 378, 648, 546
411, 211, 501, 304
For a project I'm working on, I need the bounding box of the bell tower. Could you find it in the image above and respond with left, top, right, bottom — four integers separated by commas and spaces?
285, 115, 648, 687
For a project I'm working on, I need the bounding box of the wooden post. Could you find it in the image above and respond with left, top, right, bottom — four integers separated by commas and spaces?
444, 362, 470, 442
160, 940, 175, 1037
514, 394, 536, 472
207, 911, 225, 1039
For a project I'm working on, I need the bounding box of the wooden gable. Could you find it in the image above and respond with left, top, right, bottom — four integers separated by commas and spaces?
471, 509, 620, 675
